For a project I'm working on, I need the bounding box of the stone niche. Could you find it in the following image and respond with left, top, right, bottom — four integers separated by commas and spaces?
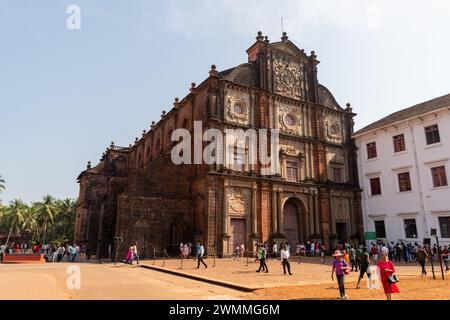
224, 90, 250, 126
227, 187, 251, 216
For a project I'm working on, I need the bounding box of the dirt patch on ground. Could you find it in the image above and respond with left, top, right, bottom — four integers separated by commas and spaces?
251, 276, 450, 300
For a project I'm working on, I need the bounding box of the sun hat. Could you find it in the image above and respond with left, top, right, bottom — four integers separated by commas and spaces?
332, 250, 343, 257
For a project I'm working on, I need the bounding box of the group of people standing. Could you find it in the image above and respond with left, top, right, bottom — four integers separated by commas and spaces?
331, 245, 400, 300
0, 241, 89, 263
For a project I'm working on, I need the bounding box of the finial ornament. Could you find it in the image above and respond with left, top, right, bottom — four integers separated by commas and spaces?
209, 64, 218, 77
281, 31, 288, 41
87, 161, 91, 169
256, 31, 263, 41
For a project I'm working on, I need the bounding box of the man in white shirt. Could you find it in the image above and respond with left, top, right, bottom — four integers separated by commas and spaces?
273, 243, 278, 259
280, 244, 293, 275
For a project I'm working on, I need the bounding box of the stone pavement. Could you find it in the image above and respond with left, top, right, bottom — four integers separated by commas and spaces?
0, 263, 249, 300
140, 255, 442, 290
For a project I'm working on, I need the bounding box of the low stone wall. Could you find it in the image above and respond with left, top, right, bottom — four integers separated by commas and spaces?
2, 253, 45, 264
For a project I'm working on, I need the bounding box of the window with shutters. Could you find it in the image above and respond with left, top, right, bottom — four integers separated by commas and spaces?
393, 134, 406, 153
425, 124, 440, 145
431, 166, 448, 187
366, 142, 377, 159
286, 161, 298, 182
370, 177, 381, 196
398, 172, 412, 192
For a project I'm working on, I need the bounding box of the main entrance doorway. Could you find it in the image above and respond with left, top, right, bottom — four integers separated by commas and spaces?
283, 200, 300, 247
336, 222, 348, 243
230, 218, 246, 254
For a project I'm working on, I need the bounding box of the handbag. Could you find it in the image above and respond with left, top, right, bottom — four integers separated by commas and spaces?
387, 275, 399, 284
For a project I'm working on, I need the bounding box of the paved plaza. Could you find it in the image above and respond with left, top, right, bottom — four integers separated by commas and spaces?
0, 257, 449, 300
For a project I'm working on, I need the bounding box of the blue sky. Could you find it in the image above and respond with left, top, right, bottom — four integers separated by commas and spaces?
1, 0, 449, 203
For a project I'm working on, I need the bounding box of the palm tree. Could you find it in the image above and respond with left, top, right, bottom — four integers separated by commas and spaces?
5, 199, 27, 245
21, 206, 37, 242
35, 195, 58, 244
0, 175, 5, 194
56, 198, 76, 241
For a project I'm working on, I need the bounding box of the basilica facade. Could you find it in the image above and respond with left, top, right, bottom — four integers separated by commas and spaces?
75, 32, 364, 258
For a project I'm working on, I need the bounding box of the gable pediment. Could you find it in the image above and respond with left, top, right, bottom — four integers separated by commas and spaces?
269, 41, 309, 60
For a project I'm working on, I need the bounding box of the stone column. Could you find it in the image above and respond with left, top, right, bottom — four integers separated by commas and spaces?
314, 192, 320, 234
251, 183, 258, 236
271, 189, 278, 236
222, 182, 229, 236
308, 193, 314, 237
277, 189, 283, 235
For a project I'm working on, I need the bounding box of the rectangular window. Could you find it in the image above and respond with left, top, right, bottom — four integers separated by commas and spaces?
374, 220, 386, 238
286, 161, 298, 182
404, 219, 418, 238
393, 134, 406, 152
370, 177, 381, 195
431, 166, 448, 187
439, 217, 450, 238
333, 167, 342, 183
398, 172, 412, 192
425, 124, 440, 145
366, 142, 377, 159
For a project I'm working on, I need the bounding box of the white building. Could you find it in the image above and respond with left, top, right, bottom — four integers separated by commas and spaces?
354, 94, 450, 246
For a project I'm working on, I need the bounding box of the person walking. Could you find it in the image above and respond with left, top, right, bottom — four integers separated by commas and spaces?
377, 248, 400, 300
416, 245, 428, 276
331, 250, 350, 300
196, 242, 207, 269
256, 245, 268, 273
355, 245, 362, 271
349, 245, 357, 272
132, 242, 139, 265
280, 244, 292, 275
370, 244, 379, 263
442, 245, 449, 272
272, 242, 278, 259
70, 245, 77, 262
125, 246, 134, 264
234, 245, 240, 260
356, 247, 371, 289
240, 243, 245, 259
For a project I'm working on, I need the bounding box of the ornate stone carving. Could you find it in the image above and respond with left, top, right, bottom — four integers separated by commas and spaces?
273, 57, 303, 100
276, 102, 301, 135
325, 115, 342, 143
332, 197, 350, 222
227, 187, 251, 215
327, 147, 345, 164
225, 93, 250, 125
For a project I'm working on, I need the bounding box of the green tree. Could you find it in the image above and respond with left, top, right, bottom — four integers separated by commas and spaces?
35, 195, 58, 244
20, 205, 37, 242
0, 175, 5, 193
54, 198, 76, 242
4, 199, 27, 245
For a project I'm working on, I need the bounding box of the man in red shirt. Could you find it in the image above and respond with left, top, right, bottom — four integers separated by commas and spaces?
442, 245, 449, 272
371, 243, 379, 262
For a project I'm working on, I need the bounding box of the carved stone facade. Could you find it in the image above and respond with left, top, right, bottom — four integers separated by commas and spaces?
75, 32, 363, 258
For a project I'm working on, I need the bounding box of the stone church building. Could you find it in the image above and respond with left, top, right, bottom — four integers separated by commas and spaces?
75, 32, 364, 258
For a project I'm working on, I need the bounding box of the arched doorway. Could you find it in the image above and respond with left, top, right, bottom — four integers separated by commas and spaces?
283, 200, 300, 247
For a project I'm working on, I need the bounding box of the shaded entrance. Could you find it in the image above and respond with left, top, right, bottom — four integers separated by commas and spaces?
336, 223, 347, 243
230, 219, 246, 254
283, 200, 300, 246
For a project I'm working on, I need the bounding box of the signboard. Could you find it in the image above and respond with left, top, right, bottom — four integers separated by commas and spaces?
364, 232, 377, 240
